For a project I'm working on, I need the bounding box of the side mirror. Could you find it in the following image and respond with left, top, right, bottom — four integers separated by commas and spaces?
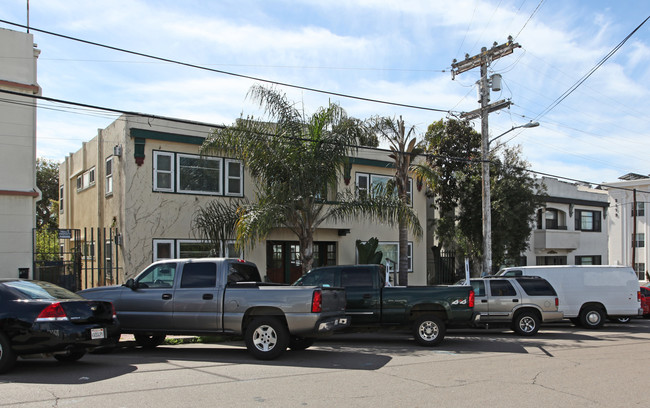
123, 278, 136, 290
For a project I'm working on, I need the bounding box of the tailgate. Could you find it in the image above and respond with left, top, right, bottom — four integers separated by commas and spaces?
319, 287, 347, 313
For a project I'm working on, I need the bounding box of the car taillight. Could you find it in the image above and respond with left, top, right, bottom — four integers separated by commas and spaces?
469, 290, 475, 308
555, 297, 559, 307
111, 303, 117, 319
638, 291, 642, 302
311, 289, 322, 313
35, 302, 69, 322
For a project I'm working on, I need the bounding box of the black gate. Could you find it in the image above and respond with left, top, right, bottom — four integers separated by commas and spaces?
432, 247, 458, 285
33, 228, 81, 292
33, 227, 121, 291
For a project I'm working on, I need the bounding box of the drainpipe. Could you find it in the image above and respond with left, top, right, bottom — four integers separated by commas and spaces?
632, 189, 637, 268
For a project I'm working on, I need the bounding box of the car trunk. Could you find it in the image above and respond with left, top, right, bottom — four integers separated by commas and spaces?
59, 300, 115, 324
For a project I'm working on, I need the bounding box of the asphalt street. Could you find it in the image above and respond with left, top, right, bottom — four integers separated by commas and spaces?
2, 319, 649, 408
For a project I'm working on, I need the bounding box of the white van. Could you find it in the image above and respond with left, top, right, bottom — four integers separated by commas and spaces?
497, 266, 642, 329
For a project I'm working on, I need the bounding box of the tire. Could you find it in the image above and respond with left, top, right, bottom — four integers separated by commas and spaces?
134, 334, 166, 349
610, 317, 631, 324
413, 315, 446, 347
288, 336, 315, 351
244, 317, 289, 360
54, 350, 86, 362
512, 311, 540, 336
0, 331, 17, 374
580, 306, 605, 329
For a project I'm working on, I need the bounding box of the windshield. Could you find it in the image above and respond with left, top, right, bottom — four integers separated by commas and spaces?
5, 280, 82, 300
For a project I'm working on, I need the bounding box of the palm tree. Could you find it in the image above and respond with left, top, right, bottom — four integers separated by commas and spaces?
371, 116, 425, 286
199, 85, 421, 276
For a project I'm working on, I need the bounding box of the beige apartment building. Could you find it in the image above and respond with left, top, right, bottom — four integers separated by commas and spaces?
0, 28, 41, 279
59, 114, 430, 287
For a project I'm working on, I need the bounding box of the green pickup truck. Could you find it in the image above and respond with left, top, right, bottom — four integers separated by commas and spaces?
293, 264, 475, 346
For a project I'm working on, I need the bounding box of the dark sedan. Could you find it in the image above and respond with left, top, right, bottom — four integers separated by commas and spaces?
0, 279, 120, 374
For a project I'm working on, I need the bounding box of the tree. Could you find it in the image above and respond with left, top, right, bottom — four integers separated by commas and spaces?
36, 158, 60, 230
371, 116, 425, 286
424, 119, 543, 274
199, 85, 421, 275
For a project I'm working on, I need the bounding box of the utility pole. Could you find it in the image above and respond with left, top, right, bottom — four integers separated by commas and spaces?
451, 36, 520, 276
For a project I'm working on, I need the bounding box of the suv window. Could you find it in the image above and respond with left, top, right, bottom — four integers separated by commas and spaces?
470, 280, 486, 297
181, 262, 217, 288
516, 278, 557, 296
489, 280, 516, 297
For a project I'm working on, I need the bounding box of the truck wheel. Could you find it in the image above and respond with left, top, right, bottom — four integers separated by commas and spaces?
0, 331, 17, 374
512, 311, 540, 336
288, 336, 315, 351
580, 307, 605, 329
609, 317, 631, 324
244, 317, 289, 360
413, 315, 446, 347
134, 334, 166, 349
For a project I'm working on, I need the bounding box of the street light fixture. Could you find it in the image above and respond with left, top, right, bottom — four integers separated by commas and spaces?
481, 120, 540, 276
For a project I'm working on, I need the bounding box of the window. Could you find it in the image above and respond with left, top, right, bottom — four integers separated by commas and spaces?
76, 167, 96, 192
59, 185, 64, 213
295, 267, 337, 287
153, 151, 174, 192
575, 210, 601, 232
177, 240, 213, 258
575, 255, 602, 265
489, 280, 516, 297
375, 241, 413, 272
153, 239, 174, 261
228, 263, 261, 284
224, 240, 241, 258
516, 279, 557, 296
470, 280, 486, 297
136, 263, 176, 288
225, 159, 243, 196
634, 263, 646, 281
177, 154, 222, 194
633, 233, 645, 248
341, 267, 374, 287
105, 157, 113, 196
180, 262, 217, 288
632, 202, 645, 217
356, 172, 413, 204
536, 256, 567, 265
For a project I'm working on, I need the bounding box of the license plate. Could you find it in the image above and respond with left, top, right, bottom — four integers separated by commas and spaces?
91, 328, 106, 340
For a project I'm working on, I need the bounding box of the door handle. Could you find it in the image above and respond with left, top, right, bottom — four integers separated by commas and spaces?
203, 294, 213, 300
512, 299, 519, 302
481, 299, 488, 303
162, 293, 172, 300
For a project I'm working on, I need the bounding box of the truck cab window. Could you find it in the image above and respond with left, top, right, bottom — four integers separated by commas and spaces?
137, 263, 177, 288
181, 263, 217, 288
341, 268, 373, 287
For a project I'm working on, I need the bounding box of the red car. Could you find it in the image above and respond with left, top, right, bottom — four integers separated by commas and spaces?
641, 285, 650, 317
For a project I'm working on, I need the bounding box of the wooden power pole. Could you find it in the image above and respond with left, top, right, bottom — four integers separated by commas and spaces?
451, 36, 520, 275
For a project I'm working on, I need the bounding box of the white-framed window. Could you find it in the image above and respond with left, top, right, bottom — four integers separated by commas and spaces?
59, 185, 64, 213
153, 151, 174, 192
634, 263, 646, 281
153, 239, 174, 261
224, 240, 242, 258
105, 156, 113, 196
177, 154, 222, 195
633, 202, 645, 217
633, 233, 645, 248
225, 159, 243, 196
356, 172, 413, 204
76, 167, 96, 192
177, 240, 213, 258
369, 241, 413, 272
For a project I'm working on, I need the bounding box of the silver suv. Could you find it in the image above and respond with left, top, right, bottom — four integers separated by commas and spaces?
466, 276, 563, 336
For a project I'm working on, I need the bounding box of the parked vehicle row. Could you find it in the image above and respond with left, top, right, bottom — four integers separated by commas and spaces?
2, 261, 647, 374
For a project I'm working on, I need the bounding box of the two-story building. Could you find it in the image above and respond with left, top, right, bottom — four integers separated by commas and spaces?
522, 177, 609, 267
604, 173, 650, 282
0, 28, 41, 279
59, 114, 430, 287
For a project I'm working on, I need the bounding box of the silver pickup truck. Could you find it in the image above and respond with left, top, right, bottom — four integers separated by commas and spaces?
78, 258, 348, 359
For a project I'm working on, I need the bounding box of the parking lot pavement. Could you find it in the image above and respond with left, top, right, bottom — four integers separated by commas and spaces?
1, 319, 649, 408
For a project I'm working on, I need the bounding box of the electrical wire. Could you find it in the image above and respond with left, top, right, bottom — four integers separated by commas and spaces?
0, 19, 451, 114
514, 0, 546, 40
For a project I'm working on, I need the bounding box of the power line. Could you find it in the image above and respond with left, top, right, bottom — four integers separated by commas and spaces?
514, 0, 546, 40
0, 19, 452, 114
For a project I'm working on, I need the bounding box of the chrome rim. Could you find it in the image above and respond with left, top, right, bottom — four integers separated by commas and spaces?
252, 324, 278, 352
418, 320, 439, 342
519, 316, 536, 333
586, 311, 601, 325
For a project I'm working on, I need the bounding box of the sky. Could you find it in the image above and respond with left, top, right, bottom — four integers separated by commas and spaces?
2, 0, 650, 185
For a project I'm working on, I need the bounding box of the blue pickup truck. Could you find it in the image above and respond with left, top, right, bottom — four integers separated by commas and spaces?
293, 264, 475, 346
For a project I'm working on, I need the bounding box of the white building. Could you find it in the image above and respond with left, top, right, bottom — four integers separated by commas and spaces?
604, 173, 650, 282
0, 28, 41, 279
522, 177, 609, 267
